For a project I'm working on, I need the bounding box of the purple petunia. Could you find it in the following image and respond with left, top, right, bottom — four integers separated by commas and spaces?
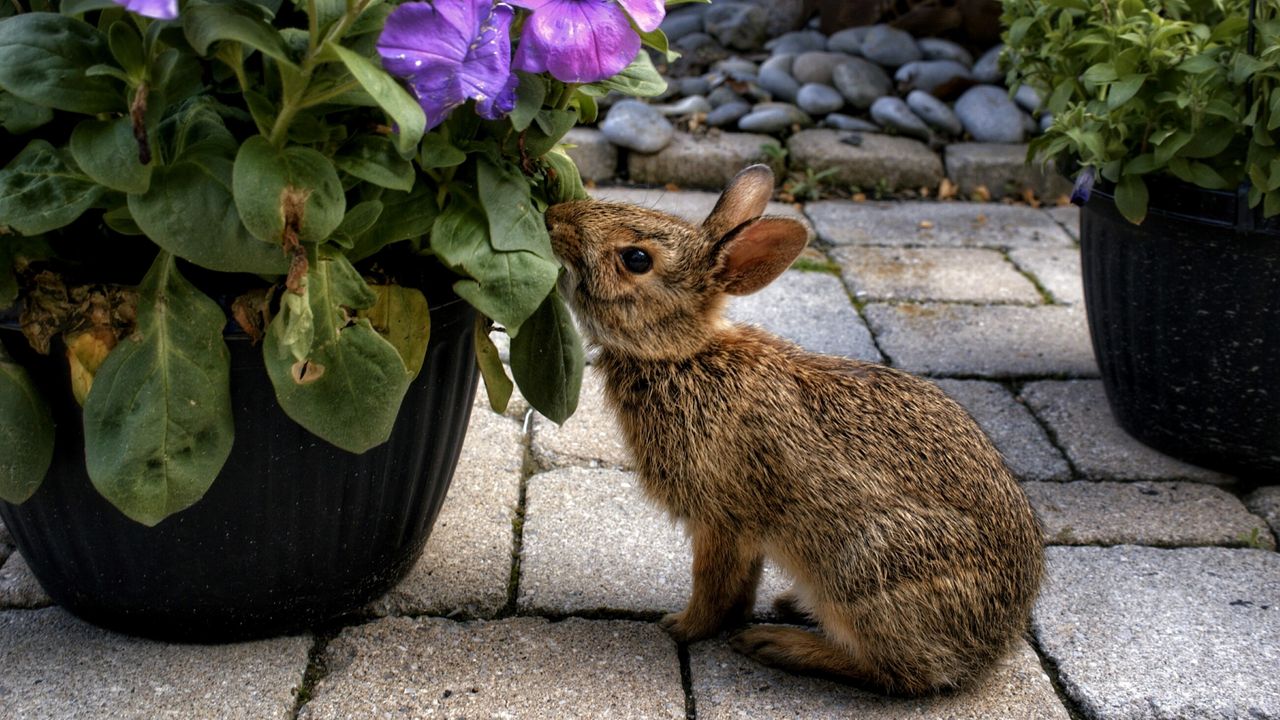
509, 0, 665, 84
113, 0, 179, 20
377, 0, 519, 130
1071, 166, 1096, 206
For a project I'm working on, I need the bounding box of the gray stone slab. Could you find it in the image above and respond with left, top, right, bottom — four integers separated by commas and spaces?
1020, 381, 1233, 483
1024, 481, 1276, 548
563, 127, 618, 183
1045, 205, 1080, 240
627, 131, 786, 190
0, 552, 51, 609
0, 607, 309, 719
301, 616, 684, 720
0, 520, 11, 568
690, 638, 1068, 719
833, 246, 1042, 304
786, 129, 944, 191
519, 467, 789, 617
808, 200, 1075, 248
531, 368, 631, 471
367, 395, 524, 619
1034, 545, 1280, 720
944, 142, 1072, 200
864, 303, 1097, 378
1245, 486, 1280, 546
1008, 246, 1083, 304
933, 380, 1072, 482
726, 268, 882, 361
589, 185, 809, 225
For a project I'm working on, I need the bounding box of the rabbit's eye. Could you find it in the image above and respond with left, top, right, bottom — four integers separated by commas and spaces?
620, 247, 652, 274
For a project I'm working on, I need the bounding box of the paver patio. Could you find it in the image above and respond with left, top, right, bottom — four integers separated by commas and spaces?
2, 193, 1277, 719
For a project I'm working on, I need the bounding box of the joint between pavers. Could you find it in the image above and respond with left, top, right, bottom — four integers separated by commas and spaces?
822, 246, 894, 365
500, 408, 539, 619
1002, 249, 1061, 307
1025, 631, 1090, 720
1009, 380, 1087, 482
677, 642, 697, 720
290, 631, 338, 720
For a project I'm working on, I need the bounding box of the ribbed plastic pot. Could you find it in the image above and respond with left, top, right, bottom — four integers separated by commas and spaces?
0, 280, 478, 642
1080, 179, 1280, 478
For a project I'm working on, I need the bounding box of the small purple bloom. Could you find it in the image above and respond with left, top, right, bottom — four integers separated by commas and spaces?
510, 0, 666, 84
113, 0, 178, 20
1071, 167, 1096, 206
377, 0, 519, 130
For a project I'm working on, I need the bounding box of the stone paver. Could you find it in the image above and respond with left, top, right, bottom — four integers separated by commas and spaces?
0, 608, 310, 719
933, 380, 1072, 482
943, 142, 1072, 200
0, 552, 50, 609
786, 130, 944, 191
726, 268, 882, 361
1008, 246, 1083, 304
367, 394, 524, 619
519, 467, 788, 617
807, 200, 1075, 248
690, 639, 1069, 719
1020, 381, 1233, 483
1045, 205, 1080, 240
628, 131, 785, 189
864, 303, 1097, 378
589, 185, 809, 225
0, 520, 11, 569
833, 246, 1042, 304
531, 369, 631, 471
1245, 486, 1280, 544
300, 617, 684, 720
1024, 481, 1276, 548
563, 127, 618, 183
1034, 546, 1280, 720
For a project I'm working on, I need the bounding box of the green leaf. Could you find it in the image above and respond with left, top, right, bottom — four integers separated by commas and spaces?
1114, 173, 1148, 224
477, 157, 554, 255
0, 344, 54, 504
0, 140, 104, 236
509, 290, 582, 424
419, 132, 467, 169
233, 135, 346, 244
82, 253, 235, 526
543, 147, 589, 203
327, 43, 426, 156
0, 13, 123, 115
1178, 53, 1220, 74
330, 199, 383, 248
1230, 53, 1268, 85
0, 90, 54, 134
1107, 74, 1145, 110
636, 26, 678, 63
183, 0, 297, 67
473, 317, 512, 414
333, 135, 415, 192
360, 284, 430, 378
107, 19, 145, 79
1080, 62, 1118, 85
263, 247, 413, 453
588, 50, 667, 97
70, 116, 152, 194
510, 72, 547, 132
349, 182, 437, 260
129, 155, 291, 274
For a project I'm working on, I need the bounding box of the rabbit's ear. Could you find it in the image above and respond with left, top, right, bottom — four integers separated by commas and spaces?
703, 165, 775, 240
715, 217, 809, 296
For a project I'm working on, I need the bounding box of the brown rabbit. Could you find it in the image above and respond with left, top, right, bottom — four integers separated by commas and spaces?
545, 165, 1044, 696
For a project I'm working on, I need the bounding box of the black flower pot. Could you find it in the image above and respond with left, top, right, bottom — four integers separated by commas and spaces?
1081, 179, 1280, 478
0, 275, 478, 642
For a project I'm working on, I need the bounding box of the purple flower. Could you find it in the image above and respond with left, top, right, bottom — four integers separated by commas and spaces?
377, 0, 519, 130
1071, 166, 1096, 206
509, 0, 665, 84
113, 0, 178, 20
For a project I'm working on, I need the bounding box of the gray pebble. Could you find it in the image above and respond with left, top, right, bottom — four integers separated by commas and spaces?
972, 44, 1005, 84
758, 64, 800, 102
600, 100, 674, 153
653, 95, 712, 116
739, 103, 812, 133
906, 89, 963, 135
707, 85, 743, 108
954, 84, 1025, 143
706, 100, 751, 127
678, 76, 711, 97
861, 24, 921, 68
1014, 84, 1043, 113
918, 38, 974, 67
672, 32, 729, 66
704, 2, 769, 51
870, 96, 930, 141
759, 54, 795, 76
827, 26, 870, 55
766, 29, 828, 55
715, 58, 759, 81
1022, 109, 1039, 135
796, 83, 845, 115
792, 51, 856, 86
1040, 112, 1054, 133
824, 113, 881, 132
831, 57, 893, 109
659, 12, 705, 44
894, 60, 972, 94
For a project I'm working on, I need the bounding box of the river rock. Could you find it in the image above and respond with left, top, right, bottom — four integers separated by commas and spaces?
870, 96, 930, 141
653, 95, 712, 116
906, 89, 963, 135
792, 51, 855, 86
704, 2, 769, 51
918, 38, 974, 67
954, 85, 1025, 143
714, 58, 759, 81
672, 32, 729, 67
758, 60, 800, 102
1014, 84, 1043, 113
796, 83, 845, 115
742, 0, 808, 36
678, 77, 711, 97
824, 113, 881, 132
766, 29, 828, 55
707, 85, 743, 108
601, 100, 675, 153
706, 100, 751, 127
860, 24, 921, 68
827, 26, 870, 55
831, 57, 893, 109
972, 44, 1005, 83
894, 60, 972, 94
659, 11, 705, 44
738, 103, 812, 133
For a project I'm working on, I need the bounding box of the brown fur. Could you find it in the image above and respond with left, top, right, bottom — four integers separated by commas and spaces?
546, 166, 1044, 696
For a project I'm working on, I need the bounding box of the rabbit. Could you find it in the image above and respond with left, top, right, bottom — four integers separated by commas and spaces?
544, 164, 1044, 696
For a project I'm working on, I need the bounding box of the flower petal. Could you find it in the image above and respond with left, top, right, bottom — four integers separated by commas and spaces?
461, 2, 518, 119
514, 0, 640, 84
616, 0, 664, 32
115, 0, 178, 20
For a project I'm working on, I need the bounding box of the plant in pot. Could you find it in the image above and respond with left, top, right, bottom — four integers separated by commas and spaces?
1001, 0, 1280, 477
0, 0, 692, 641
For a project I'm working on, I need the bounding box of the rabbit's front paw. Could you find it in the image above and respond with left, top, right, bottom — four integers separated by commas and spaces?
659, 610, 719, 642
